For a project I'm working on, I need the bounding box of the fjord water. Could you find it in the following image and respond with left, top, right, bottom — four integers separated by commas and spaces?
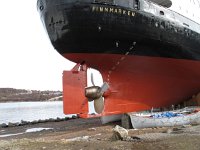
0, 101, 69, 124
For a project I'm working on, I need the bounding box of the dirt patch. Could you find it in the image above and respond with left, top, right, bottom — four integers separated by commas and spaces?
1, 118, 200, 150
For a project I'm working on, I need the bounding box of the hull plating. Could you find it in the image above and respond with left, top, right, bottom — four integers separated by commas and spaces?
64, 53, 200, 115
38, 1, 200, 60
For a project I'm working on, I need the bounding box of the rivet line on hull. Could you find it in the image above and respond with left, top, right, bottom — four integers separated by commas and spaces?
107, 42, 136, 83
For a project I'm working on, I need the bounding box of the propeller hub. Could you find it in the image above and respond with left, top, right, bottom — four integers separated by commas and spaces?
85, 86, 102, 100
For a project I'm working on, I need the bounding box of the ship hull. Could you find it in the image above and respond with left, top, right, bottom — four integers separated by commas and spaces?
38, 1, 200, 60
65, 53, 200, 115
37, 0, 200, 115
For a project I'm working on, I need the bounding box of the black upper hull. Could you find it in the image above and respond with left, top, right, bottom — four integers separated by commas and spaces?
37, 0, 200, 61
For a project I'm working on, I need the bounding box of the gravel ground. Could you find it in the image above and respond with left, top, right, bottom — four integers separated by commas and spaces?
1, 118, 200, 150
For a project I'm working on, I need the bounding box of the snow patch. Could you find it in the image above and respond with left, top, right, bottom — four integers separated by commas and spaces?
26, 128, 53, 133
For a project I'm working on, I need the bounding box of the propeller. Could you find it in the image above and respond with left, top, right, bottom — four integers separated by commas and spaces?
91, 72, 95, 86
85, 73, 109, 114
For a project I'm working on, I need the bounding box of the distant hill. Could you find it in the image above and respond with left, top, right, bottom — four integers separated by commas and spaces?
0, 88, 62, 102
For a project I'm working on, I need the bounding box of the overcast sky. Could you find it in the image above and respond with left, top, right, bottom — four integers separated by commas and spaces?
0, 0, 198, 91
0, 0, 75, 90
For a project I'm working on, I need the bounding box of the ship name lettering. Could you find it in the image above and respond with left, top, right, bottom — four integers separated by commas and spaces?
100, 7, 104, 12
128, 11, 131, 16
123, 10, 126, 15
109, 8, 114, 13
104, 7, 109, 12
92, 6, 97, 12
118, 9, 122, 14
92, 6, 135, 17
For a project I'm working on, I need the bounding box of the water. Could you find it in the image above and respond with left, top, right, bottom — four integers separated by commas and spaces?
0, 101, 70, 124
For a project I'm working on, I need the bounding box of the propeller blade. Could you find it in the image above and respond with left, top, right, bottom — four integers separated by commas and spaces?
91, 73, 95, 86
94, 97, 104, 114
100, 82, 109, 93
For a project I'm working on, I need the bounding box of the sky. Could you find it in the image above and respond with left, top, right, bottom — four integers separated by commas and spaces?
0, 0, 198, 91
0, 0, 75, 90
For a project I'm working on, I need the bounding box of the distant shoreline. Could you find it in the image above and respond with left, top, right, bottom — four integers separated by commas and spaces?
0, 88, 62, 103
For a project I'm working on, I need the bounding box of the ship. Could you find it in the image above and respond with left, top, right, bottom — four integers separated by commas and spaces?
37, 0, 200, 117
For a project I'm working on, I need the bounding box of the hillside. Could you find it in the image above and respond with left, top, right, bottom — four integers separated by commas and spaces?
0, 88, 62, 102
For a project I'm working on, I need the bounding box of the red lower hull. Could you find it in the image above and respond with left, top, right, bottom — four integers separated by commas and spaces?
63, 53, 200, 116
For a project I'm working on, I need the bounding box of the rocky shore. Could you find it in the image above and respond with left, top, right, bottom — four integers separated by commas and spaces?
0, 115, 78, 128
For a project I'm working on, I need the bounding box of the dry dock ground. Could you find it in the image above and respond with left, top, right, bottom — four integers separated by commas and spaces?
1, 118, 200, 150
